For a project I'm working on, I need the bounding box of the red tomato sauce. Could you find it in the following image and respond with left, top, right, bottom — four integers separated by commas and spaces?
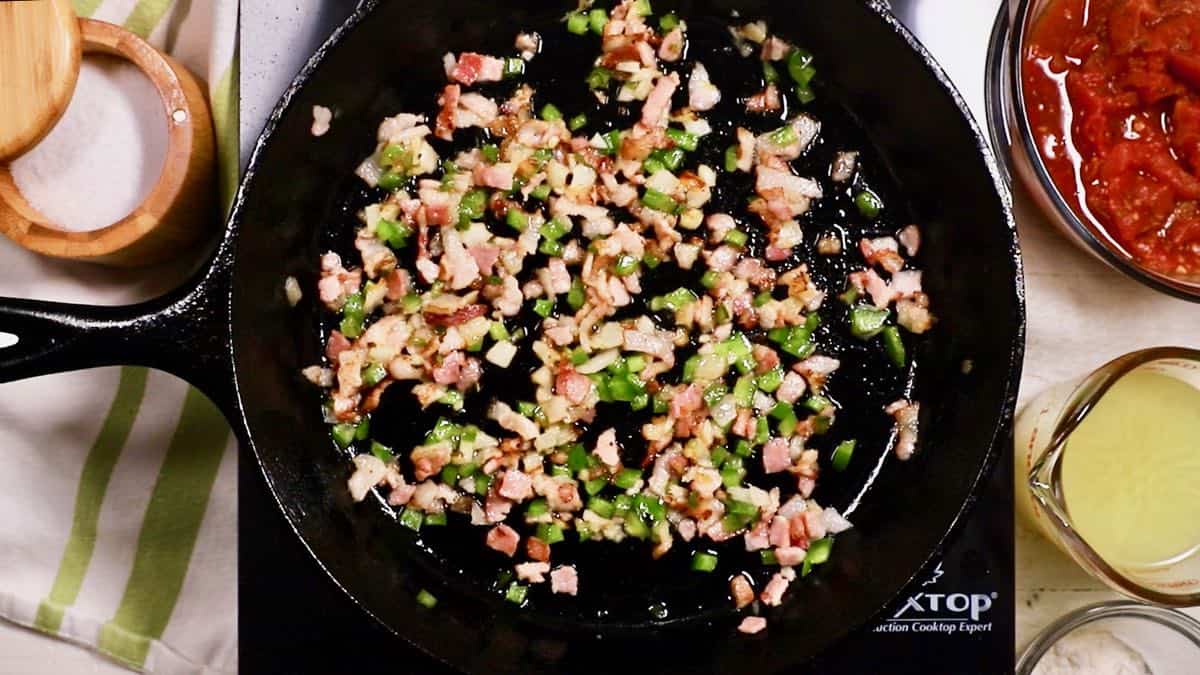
1023, 0, 1200, 278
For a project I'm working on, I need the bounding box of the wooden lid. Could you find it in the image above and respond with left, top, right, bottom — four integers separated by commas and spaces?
0, 0, 81, 162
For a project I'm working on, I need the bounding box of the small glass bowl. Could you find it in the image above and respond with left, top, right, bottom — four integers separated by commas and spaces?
1017, 602, 1200, 675
985, 0, 1200, 302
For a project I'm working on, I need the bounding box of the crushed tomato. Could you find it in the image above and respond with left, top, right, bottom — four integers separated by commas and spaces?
1023, 0, 1200, 278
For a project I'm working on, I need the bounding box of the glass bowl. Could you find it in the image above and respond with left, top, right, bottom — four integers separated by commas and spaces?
1017, 601, 1200, 674
985, 0, 1200, 302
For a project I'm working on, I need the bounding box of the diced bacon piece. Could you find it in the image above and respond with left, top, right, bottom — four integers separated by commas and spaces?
485, 493, 513, 523
416, 258, 439, 284
377, 114, 424, 144
546, 258, 571, 294
356, 234, 396, 280
411, 443, 452, 481
447, 52, 505, 85
490, 401, 540, 440
763, 438, 791, 474
677, 518, 697, 541
526, 536, 551, 562
550, 565, 578, 595
474, 162, 516, 190
498, 470, 534, 501
325, 330, 352, 362
797, 476, 816, 498
318, 252, 362, 310
659, 27, 685, 61
347, 454, 387, 502
435, 84, 461, 141
594, 428, 621, 467
387, 483, 416, 506
746, 84, 781, 113
493, 275, 522, 316
731, 576, 755, 609
763, 245, 789, 262
601, 173, 639, 207
886, 399, 920, 460
769, 515, 791, 548
419, 188, 455, 227
516, 119, 570, 148
706, 213, 737, 243
756, 166, 822, 218
385, 268, 410, 301
802, 510, 828, 541
516, 562, 551, 583
775, 546, 806, 567
761, 36, 792, 61
669, 384, 704, 419
738, 616, 767, 634
440, 229, 479, 291
486, 524, 520, 557
744, 522, 770, 551
468, 244, 500, 275
688, 62, 722, 111
891, 270, 923, 298
760, 572, 791, 606
432, 351, 465, 386
791, 512, 816, 544
318, 275, 344, 306
704, 245, 739, 272
556, 368, 592, 405
608, 276, 632, 306
424, 303, 487, 327
455, 93, 499, 130
734, 257, 776, 289
853, 268, 897, 308
859, 237, 906, 274
898, 224, 921, 257
641, 72, 680, 129
794, 355, 840, 393
776, 372, 807, 404
732, 408, 755, 438
636, 40, 657, 66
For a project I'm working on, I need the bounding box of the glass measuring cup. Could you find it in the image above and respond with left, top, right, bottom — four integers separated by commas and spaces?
1015, 347, 1200, 607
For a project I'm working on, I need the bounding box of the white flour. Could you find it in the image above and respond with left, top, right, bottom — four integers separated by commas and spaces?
11, 55, 167, 232
1032, 629, 1153, 675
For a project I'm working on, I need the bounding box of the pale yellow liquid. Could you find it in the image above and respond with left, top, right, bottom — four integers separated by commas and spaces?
1061, 370, 1200, 569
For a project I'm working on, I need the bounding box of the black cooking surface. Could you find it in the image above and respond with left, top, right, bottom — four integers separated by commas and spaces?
240, 431, 1013, 674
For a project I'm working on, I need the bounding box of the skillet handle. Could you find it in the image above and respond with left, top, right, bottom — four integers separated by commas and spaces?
0, 262, 237, 416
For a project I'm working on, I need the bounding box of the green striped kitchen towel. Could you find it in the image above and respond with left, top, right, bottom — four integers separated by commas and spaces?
0, 0, 239, 673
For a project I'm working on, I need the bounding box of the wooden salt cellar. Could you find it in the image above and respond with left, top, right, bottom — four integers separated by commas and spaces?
0, 0, 216, 267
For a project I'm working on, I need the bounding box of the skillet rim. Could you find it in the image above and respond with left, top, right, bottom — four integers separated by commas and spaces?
227, 0, 1026, 667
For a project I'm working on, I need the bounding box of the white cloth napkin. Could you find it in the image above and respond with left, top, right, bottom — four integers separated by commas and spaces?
0, 1, 238, 673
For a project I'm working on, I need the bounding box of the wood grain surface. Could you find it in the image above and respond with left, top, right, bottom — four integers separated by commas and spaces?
0, 0, 81, 162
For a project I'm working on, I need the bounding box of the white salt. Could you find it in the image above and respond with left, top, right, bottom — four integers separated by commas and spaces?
11, 55, 167, 232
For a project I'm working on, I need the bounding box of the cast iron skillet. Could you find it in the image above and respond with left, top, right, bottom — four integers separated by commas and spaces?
0, 1, 1024, 672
